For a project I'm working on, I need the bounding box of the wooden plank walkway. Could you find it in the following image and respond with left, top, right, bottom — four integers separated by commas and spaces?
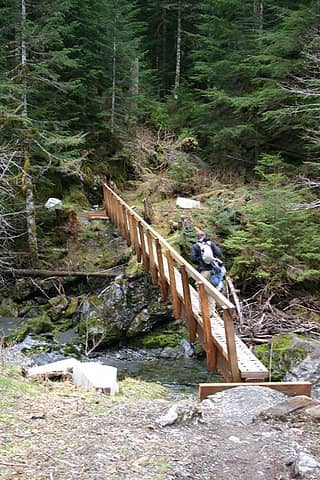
103, 184, 268, 383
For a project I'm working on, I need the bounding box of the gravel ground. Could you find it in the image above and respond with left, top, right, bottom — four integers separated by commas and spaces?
1, 362, 320, 480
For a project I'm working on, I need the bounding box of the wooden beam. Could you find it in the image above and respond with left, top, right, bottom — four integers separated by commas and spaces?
198, 282, 217, 371
122, 205, 130, 245
131, 215, 141, 262
127, 212, 136, 253
222, 307, 241, 382
155, 239, 168, 301
0, 266, 125, 278
180, 265, 197, 343
146, 230, 158, 285
167, 251, 181, 319
138, 221, 149, 272
199, 382, 312, 401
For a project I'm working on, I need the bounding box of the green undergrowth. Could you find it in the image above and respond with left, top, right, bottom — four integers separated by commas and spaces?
115, 377, 169, 401
0, 366, 40, 398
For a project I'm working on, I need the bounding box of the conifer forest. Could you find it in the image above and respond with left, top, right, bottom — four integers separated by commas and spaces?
0, 0, 319, 298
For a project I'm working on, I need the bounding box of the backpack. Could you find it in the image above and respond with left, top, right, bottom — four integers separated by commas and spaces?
198, 241, 214, 264
210, 259, 226, 291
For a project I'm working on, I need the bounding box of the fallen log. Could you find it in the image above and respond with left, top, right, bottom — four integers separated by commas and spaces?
0, 265, 125, 278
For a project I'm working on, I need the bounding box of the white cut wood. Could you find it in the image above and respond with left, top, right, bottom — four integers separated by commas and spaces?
26, 358, 80, 378
72, 362, 119, 395
45, 198, 63, 210
176, 197, 201, 209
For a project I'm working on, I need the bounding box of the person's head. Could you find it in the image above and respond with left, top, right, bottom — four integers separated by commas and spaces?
196, 230, 206, 241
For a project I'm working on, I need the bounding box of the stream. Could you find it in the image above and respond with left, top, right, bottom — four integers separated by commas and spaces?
1, 316, 222, 395
95, 348, 223, 394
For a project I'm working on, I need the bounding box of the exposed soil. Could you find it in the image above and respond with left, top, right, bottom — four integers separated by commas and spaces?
1, 366, 320, 480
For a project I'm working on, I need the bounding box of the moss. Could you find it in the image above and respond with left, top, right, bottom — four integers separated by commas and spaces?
63, 186, 90, 208
27, 313, 54, 335
5, 325, 30, 345
79, 316, 121, 345
61, 344, 82, 358
0, 298, 18, 317
64, 297, 79, 317
255, 333, 313, 381
139, 327, 184, 349
125, 257, 144, 277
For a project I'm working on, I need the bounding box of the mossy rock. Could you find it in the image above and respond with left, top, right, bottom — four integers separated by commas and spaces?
137, 323, 187, 349
5, 325, 30, 345
4, 313, 56, 345
125, 257, 144, 277
255, 333, 317, 381
0, 298, 18, 317
64, 297, 79, 317
79, 315, 121, 345
27, 313, 55, 335
141, 331, 182, 349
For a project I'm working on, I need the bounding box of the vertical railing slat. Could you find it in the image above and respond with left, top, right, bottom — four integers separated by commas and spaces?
155, 239, 168, 300
128, 212, 136, 253
198, 282, 217, 371
223, 307, 241, 382
138, 221, 149, 272
167, 250, 181, 319
180, 264, 197, 344
146, 230, 158, 285
122, 205, 130, 245
132, 215, 141, 262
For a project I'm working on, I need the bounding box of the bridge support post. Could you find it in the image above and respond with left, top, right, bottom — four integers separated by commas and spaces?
223, 307, 241, 382
138, 221, 149, 272
198, 283, 217, 371
130, 215, 141, 262
128, 213, 136, 253
155, 239, 168, 301
180, 265, 197, 343
146, 231, 158, 285
167, 251, 181, 319
121, 205, 130, 245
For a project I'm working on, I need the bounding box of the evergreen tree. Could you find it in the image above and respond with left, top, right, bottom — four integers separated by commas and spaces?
0, 0, 85, 265
171, 0, 317, 170
61, 0, 142, 151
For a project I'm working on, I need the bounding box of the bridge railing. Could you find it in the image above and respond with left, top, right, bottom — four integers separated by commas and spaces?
103, 183, 242, 381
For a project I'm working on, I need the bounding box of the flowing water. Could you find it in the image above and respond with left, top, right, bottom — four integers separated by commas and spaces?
1, 317, 223, 394
95, 348, 223, 394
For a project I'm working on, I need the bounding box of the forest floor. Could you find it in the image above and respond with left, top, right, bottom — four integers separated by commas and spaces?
0, 361, 320, 480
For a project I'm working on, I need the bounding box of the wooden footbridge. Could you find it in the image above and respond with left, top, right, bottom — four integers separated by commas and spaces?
103, 184, 311, 399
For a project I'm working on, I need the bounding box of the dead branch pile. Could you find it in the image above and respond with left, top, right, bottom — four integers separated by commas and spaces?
237, 298, 320, 345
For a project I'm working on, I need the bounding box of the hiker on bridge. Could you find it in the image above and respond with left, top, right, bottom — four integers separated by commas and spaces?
191, 230, 225, 290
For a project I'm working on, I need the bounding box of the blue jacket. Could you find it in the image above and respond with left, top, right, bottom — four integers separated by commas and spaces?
191, 237, 222, 272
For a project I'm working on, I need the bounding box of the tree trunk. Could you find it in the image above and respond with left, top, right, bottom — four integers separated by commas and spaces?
174, 1, 182, 93
253, 0, 264, 30
21, 0, 39, 266
130, 57, 139, 115
161, 5, 167, 96
111, 32, 117, 133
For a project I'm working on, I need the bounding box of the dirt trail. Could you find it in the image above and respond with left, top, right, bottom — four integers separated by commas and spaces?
1, 371, 319, 480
